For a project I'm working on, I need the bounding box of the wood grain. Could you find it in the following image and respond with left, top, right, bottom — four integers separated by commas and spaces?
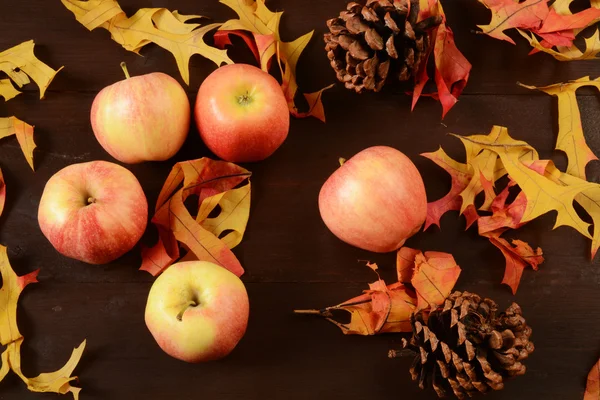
0, 0, 599, 399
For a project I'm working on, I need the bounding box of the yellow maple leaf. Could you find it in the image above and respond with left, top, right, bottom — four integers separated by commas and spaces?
0, 117, 36, 170
519, 77, 599, 179
0, 245, 86, 398
61, 0, 232, 85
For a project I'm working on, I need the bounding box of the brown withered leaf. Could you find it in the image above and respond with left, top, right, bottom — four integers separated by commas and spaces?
217, 0, 332, 121
61, 0, 232, 85
140, 158, 251, 276
0, 245, 86, 398
294, 248, 460, 335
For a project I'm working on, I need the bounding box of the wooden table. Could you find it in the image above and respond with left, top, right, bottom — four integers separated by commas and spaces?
1, 1, 599, 399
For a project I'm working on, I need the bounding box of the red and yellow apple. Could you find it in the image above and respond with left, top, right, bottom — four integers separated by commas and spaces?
38, 161, 148, 264
145, 261, 249, 363
91, 63, 190, 164
318, 146, 427, 253
194, 64, 289, 162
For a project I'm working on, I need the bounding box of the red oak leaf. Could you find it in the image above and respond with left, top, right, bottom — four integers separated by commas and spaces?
584, 358, 600, 400
477, 0, 549, 44
539, 8, 600, 33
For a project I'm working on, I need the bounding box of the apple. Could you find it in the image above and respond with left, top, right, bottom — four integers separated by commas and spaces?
194, 64, 290, 162
91, 63, 190, 164
145, 261, 249, 363
318, 146, 427, 253
38, 161, 148, 264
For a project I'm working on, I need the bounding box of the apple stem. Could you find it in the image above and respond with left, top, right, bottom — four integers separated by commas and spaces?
120, 62, 131, 79
176, 300, 197, 321
338, 157, 347, 166
87, 197, 96, 205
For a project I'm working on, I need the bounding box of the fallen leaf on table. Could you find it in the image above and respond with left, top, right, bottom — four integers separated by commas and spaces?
0, 116, 36, 170
0, 168, 5, 218
412, 0, 471, 118
216, 0, 332, 121
0, 245, 85, 398
0, 40, 63, 100
519, 77, 599, 180
61, 0, 232, 85
584, 358, 600, 400
476, 0, 600, 60
294, 247, 460, 335
141, 158, 251, 276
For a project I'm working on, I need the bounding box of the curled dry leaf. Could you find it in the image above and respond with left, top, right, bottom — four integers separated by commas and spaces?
476, 0, 600, 60
216, 0, 332, 121
0, 245, 85, 398
61, 0, 232, 85
140, 158, 251, 277
413, 0, 472, 118
293, 248, 461, 335
584, 358, 600, 400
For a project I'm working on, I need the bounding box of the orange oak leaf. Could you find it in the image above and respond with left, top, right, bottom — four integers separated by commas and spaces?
0, 168, 5, 218
487, 234, 543, 294
413, 0, 471, 118
539, 8, 600, 34
213, 30, 260, 63
218, 0, 331, 121
411, 251, 462, 312
476, 0, 549, 44
295, 248, 460, 335
421, 148, 478, 230
140, 158, 251, 276
584, 358, 600, 400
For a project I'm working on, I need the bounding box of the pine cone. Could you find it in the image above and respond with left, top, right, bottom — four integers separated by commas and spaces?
393, 291, 534, 399
324, 0, 441, 93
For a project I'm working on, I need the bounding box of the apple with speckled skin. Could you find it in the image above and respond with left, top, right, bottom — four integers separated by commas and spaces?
145, 261, 249, 363
319, 146, 427, 253
91, 63, 190, 164
194, 64, 289, 162
38, 161, 148, 264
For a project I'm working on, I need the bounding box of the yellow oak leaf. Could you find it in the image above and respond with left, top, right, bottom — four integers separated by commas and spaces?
0, 168, 5, 218
61, 0, 232, 85
519, 28, 600, 60
0, 116, 36, 170
218, 0, 331, 121
519, 77, 599, 179
197, 183, 251, 249
0, 245, 86, 398
459, 126, 596, 237
0, 40, 63, 100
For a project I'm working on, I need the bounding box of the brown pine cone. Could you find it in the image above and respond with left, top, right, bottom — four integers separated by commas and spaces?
391, 291, 535, 399
324, 0, 441, 93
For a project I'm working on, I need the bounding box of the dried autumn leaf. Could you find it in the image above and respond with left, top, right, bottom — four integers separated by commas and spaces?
217, 0, 332, 121
0, 117, 36, 170
413, 0, 471, 118
140, 158, 251, 276
0, 168, 5, 218
0, 245, 85, 398
519, 77, 599, 179
584, 358, 600, 400
294, 248, 460, 335
0, 40, 63, 100
61, 0, 232, 85
476, 0, 549, 44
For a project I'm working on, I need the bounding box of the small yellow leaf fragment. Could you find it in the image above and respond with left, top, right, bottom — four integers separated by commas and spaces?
0, 79, 21, 101
0, 116, 36, 170
0, 246, 86, 399
0, 40, 63, 99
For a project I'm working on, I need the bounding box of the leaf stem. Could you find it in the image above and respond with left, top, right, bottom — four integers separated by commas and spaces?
120, 62, 131, 79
